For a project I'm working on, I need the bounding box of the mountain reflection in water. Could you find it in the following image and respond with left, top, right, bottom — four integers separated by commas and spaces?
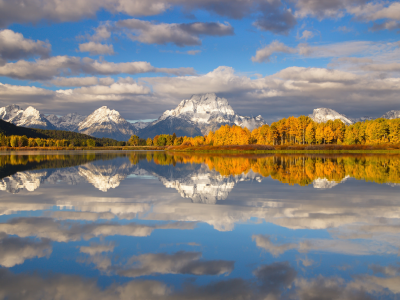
0, 151, 400, 299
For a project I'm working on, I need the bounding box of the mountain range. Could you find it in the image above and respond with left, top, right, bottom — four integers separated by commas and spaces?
1, 95, 399, 140
137, 93, 265, 138
309, 108, 400, 125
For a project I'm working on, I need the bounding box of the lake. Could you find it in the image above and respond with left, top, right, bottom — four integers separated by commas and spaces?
0, 150, 399, 299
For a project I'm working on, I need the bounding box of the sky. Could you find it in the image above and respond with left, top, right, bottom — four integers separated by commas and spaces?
0, 0, 399, 123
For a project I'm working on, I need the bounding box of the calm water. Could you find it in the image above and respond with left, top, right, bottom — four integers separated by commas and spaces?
1, 150, 400, 299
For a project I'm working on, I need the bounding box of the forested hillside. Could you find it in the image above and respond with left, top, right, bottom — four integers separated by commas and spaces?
0, 119, 122, 146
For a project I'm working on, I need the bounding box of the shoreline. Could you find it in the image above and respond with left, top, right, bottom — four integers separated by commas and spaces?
0, 146, 165, 151
2, 144, 400, 153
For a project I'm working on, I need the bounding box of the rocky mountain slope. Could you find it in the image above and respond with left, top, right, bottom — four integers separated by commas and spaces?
381, 110, 400, 120
77, 106, 137, 141
46, 113, 87, 132
138, 93, 265, 138
2, 100, 400, 141
0, 105, 55, 129
309, 108, 354, 125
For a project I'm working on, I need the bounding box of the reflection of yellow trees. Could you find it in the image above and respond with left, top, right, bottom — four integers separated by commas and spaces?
136, 153, 400, 186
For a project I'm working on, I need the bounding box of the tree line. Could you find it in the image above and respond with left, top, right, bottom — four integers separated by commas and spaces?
157, 117, 400, 147
0, 134, 102, 148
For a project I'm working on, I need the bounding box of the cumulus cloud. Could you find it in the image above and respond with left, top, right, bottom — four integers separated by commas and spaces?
78, 42, 114, 55
349, 1, 400, 22
253, 234, 390, 256
0, 236, 52, 267
252, 235, 297, 257
298, 29, 315, 40
252, 40, 296, 62
253, 0, 297, 34
0, 266, 393, 300
2, 61, 400, 122
80, 242, 115, 255
50, 211, 115, 220
0, 56, 195, 80
296, 276, 374, 300
253, 40, 398, 64
0, 0, 295, 29
58, 80, 150, 97
0, 29, 50, 62
295, 0, 367, 19
296, 0, 400, 32
0, 217, 196, 242
89, 19, 233, 47
50, 76, 115, 87
254, 262, 297, 294
115, 251, 234, 277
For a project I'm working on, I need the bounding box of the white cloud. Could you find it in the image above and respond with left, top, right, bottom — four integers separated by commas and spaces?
0, 0, 295, 30
253, 40, 400, 69
56, 80, 151, 102
0, 236, 52, 267
50, 76, 115, 87
295, 0, 400, 31
0, 29, 51, 61
79, 42, 114, 55
0, 217, 196, 242
116, 251, 234, 277
89, 19, 234, 47
252, 40, 296, 62
349, 1, 400, 21
253, 234, 393, 257
298, 29, 314, 40
80, 242, 115, 255
0, 56, 195, 80
294, 0, 365, 19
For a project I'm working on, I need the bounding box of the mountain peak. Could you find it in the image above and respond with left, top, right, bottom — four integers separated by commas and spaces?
381, 110, 400, 120
78, 106, 135, 140
310, 108, 353, 125
139, 93, 265, 138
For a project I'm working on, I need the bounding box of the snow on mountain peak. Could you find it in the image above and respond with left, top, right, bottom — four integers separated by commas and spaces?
0, 104, 23, 121
148, 93, 265, 135
0, 104, 53, 129
78, 106, 136, 140
46, 112, 87, 131
381, 110, 400, 120
309, 108, 353, 125
160, 93, 235, 123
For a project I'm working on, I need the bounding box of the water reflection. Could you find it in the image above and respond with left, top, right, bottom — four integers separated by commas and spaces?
0, 151, 400, 299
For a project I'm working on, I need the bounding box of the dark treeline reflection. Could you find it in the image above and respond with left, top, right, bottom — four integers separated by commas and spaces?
0, 152, 129, 179
130, 152, 400, 186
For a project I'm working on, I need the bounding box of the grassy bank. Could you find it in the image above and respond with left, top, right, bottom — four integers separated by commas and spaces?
167, 144, 400, 153
0, 146, 165, 151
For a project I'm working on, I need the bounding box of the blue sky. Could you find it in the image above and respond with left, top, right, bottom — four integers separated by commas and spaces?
0, 0, 399, 122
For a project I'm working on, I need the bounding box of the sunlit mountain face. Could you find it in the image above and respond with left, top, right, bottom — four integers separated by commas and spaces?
1, 151, 400, 299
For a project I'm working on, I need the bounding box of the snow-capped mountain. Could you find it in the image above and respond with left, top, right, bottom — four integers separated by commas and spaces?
158, 166, 263, 204
131, 121, 150, 130
0, 105, 55, 129
0, 104, 136, 140
46, 113, 87, 131
309, 108, 353, 125
138, 93, 265, 138
381, 110, 400, 120
313, 176, 349, 189
352, 116, 374, 123
78, 106, 136, 141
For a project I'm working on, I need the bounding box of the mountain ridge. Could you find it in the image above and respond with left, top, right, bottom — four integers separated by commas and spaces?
138, 93, 265, 139
2, 99, 400, 140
